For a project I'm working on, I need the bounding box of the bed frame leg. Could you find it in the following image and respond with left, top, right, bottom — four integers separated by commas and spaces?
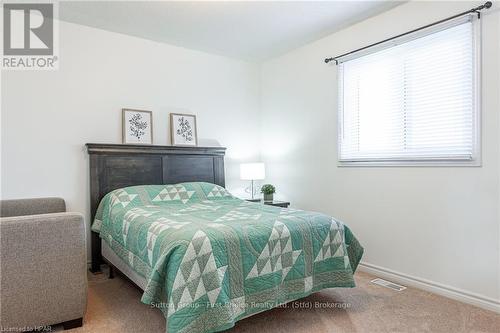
90, 231, 102, 274
109, 264, 115, 279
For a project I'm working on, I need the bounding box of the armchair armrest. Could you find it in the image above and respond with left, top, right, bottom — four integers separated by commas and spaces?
0, 212, 87, 328
0, 197, 66, 217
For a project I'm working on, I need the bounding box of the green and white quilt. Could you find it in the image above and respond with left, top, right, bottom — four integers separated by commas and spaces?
92, 182, 363, 333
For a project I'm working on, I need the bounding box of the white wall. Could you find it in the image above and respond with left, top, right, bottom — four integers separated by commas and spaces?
260, 1, 500, 308
2, 0, 499, 312
1, 20, 261, 257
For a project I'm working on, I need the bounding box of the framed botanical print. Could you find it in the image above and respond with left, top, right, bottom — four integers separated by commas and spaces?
170, 113, 198, 146
122, 109, 153, 144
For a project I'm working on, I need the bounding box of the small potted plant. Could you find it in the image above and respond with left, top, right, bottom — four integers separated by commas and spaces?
261, 184, 276, 202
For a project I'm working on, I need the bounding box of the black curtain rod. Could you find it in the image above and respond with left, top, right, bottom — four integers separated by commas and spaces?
324, 1, 493, 65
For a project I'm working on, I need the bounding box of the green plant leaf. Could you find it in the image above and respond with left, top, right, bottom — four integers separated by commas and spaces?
260, 184, 276, 194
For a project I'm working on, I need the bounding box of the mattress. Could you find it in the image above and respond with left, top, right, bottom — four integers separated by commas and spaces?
91, 182, 363, 333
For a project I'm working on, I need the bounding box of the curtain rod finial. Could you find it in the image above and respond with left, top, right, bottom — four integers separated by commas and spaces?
485, 1, 492, 9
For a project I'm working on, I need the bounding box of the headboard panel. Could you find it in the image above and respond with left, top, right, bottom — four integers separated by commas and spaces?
86, 143, 226, 272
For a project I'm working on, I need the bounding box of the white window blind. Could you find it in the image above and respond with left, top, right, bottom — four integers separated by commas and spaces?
338, 15, 479, 165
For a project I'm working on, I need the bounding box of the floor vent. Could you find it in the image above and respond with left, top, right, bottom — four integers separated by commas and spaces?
371, 278, 407, 291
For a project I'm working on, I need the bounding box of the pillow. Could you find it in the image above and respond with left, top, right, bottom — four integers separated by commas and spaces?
190, 182, 234, 200
146, 183, 199, 204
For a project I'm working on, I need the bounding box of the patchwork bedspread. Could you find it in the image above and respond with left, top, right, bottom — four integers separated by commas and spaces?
92, 182, 363, 333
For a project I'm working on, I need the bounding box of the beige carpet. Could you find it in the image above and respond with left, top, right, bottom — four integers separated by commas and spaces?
67, 269, 500, 333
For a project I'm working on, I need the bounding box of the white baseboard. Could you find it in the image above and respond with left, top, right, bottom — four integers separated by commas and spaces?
358, 261, 500, 314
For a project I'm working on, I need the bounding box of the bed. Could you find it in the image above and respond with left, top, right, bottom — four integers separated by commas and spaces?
87, 143, 363, 333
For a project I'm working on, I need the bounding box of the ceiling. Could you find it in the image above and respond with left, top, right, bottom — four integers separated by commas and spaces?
60, 1, 403, 62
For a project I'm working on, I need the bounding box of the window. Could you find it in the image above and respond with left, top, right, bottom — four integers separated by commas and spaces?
338, 15, 479, 165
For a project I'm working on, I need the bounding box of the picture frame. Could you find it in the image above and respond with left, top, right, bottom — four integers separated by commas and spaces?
122, 108, 153, 144
170, 113, 198, 146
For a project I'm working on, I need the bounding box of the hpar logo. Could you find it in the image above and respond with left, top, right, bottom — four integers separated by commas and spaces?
2, 2, 59, 70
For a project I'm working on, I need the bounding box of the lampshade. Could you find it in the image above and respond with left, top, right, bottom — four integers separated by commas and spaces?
240, 163, 265, 180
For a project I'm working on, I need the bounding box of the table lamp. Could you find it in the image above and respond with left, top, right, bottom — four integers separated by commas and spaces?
240, 162, 265, 200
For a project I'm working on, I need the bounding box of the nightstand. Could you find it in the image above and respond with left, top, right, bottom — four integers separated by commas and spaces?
247, 199, 290, 208
265, 200, 290, 208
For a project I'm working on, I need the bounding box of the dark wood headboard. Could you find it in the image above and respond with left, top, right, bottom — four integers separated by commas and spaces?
86, 143, 226, 273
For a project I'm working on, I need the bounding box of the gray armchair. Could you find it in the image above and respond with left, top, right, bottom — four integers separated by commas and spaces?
0, 198, 87, 331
